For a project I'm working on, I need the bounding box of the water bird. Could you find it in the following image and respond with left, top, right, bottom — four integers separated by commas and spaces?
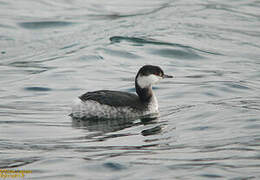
71, 65, 173, 119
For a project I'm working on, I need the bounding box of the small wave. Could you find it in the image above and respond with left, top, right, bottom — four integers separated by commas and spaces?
87, 3, 169, 20
208, 96, 260, 111
103, 162, 127, 171
24, 86, 52, 92
150, 48, 203, 59
110, 36, 222, 56
102, 48, 140, 59
0, 157, 40, 169
18, 21, 75, 29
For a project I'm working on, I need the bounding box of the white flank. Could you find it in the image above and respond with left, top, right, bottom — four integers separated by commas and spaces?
137, 74, 162, 88
71, 97, 159, 119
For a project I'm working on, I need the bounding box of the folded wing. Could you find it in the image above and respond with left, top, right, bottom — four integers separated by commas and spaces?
79, 90, 143, 110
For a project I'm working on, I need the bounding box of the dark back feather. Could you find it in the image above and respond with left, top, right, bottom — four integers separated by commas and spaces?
79, 90, 145, 110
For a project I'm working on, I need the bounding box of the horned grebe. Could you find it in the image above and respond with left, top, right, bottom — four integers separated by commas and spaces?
71, 65, 173, 119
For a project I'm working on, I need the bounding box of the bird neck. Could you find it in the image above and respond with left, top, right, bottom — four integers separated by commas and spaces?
135, 78, 154, 103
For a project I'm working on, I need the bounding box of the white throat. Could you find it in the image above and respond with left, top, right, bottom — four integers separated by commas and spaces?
137, 74, 162, 88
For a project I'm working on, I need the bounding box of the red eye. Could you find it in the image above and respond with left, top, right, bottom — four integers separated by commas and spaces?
155, 72, 161, 76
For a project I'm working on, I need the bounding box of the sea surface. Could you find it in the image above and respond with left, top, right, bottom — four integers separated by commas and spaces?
1, 0, 260, 179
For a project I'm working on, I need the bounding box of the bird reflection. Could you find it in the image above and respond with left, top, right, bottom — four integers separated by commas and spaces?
71, 114, 163, 136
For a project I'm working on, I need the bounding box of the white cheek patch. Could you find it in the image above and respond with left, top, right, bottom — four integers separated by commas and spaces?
137, 74, 162, 88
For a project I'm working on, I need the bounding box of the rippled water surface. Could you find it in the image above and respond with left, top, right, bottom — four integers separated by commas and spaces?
1, 0, 260, 179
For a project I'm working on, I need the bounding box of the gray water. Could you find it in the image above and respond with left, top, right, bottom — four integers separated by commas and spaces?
1, 0, 260, 179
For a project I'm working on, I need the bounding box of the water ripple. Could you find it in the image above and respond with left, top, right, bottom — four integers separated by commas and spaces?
208, 97, 260, 111
150, 48, 203, 59
24, 86, 52, 92
110, 36, 222, 56
0, 157, 40, 169
18, 21, 75, 29
87, 3, 170, 20
103, 162, 127, 171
